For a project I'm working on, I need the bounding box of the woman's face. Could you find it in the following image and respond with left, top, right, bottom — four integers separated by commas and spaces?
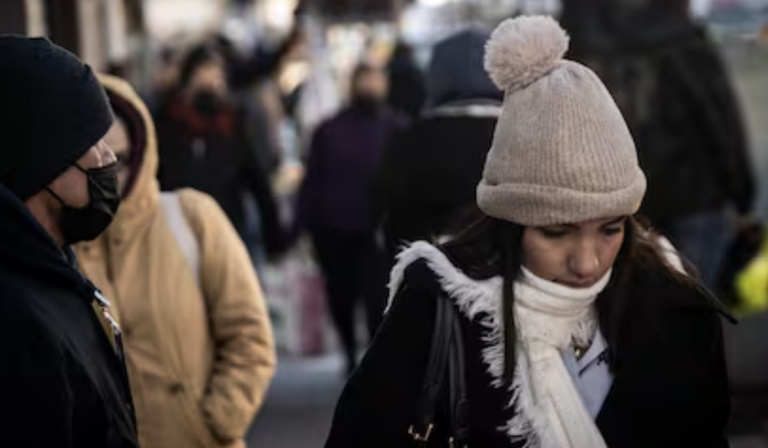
522, 216, 627, 288
187, 60, 227, 97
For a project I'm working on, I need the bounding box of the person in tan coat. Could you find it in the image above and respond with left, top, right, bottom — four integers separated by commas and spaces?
75, 74, 276, 448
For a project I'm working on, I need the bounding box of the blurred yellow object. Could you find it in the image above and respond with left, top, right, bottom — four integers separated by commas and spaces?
734, 236, 768, 315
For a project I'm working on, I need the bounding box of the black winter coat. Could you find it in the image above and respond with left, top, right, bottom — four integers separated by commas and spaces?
0, 185, 138, 447
325, 242, 731, 448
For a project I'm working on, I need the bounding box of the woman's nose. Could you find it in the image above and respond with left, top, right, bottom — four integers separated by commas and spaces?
568, 242, 601, 280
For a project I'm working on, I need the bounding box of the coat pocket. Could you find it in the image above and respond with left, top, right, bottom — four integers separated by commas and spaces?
175, 382, 218, 447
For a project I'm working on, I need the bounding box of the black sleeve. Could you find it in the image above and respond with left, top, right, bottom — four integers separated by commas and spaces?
679, 311, 731, 448
324, 262, 438, 448
293, 124, 326, 237
0, 312, 74, 447
242, 96, 280, 174
238, 109, 287, 255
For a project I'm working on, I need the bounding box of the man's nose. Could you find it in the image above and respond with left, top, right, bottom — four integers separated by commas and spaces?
97, 140, 117, 166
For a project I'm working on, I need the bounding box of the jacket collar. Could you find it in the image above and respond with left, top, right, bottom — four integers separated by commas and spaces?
0, 184, 88, 290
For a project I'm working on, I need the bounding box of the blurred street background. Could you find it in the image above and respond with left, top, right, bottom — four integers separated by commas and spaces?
3, 0, 768, 447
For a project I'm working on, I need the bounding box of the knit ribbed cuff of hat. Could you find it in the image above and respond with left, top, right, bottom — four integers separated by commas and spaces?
477, 167, 647, 226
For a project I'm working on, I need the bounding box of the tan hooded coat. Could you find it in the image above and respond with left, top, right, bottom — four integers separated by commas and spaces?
76, 75, 275, 448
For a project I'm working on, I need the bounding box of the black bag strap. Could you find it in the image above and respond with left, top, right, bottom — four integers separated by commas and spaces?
448, 307, 469, 448
408, 294, 469, 447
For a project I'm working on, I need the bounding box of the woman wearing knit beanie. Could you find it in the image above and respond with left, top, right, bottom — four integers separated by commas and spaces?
324, 16, 731, 448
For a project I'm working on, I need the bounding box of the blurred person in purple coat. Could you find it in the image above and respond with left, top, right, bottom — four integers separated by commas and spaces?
296, 63, 408, 375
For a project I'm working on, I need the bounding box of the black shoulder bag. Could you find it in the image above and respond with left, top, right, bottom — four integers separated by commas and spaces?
408, 295, 470, 448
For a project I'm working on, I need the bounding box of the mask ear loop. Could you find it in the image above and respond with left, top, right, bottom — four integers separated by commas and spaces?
45, 186, 68, 207
45, 164, 89, 206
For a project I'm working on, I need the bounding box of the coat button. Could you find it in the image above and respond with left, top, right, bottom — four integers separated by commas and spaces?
169, 383, 184, 395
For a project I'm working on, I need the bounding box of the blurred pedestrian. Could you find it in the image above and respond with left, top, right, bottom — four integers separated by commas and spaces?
376, 27, 503, 261
386, 41, 427, 119
75, 75, 276, 448
154, 44, 287, 257
0, 37, 137, 447
571, 0, 755, 288
325, 17, 731, 448
559, 0, 617, 70
297, 63, 407, 374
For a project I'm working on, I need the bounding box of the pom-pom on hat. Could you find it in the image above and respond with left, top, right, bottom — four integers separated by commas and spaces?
477, 16, 647, 226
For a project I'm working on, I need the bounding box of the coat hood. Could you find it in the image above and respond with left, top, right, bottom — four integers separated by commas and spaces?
426, 28, 503, 107
94, 75, 160, 244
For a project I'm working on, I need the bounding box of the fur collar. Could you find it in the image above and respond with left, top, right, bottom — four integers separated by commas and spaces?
387, 241, 508, 383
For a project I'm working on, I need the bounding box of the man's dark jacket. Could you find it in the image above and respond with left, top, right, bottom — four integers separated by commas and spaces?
0, 184, 138, 447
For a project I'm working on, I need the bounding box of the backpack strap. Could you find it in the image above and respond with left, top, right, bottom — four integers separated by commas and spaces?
160, 191, 200, 284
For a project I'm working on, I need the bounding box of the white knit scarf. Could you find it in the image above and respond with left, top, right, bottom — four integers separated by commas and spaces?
509, 267, 611, 448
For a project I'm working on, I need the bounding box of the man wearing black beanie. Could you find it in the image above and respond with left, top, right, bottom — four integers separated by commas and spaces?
0, 36, 138, 447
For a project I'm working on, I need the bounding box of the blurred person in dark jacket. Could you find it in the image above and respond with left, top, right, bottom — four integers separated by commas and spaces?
386, 41, 427, 119
0, 36, 137, 447
568, 0, 755, 288
560, 0, 617, 69
376, 28, 504, 261
154, 44, 287, 257
297, 63, 407, 374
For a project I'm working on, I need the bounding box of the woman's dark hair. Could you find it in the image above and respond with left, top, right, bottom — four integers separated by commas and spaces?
441, 208, 696, 384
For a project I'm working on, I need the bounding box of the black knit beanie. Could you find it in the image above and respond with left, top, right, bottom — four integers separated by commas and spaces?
0, 35, 114, 200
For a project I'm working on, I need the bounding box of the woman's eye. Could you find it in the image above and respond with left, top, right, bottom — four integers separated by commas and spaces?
540, 228, 569, 239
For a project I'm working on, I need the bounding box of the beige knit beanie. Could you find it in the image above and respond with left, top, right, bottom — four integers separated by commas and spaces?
477, 16, 647, 226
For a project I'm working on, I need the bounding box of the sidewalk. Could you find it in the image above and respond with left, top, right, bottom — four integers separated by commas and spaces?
247, 354, 344, 448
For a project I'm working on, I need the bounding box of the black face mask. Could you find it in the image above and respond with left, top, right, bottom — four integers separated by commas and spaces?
47, 163, 121, 245
192, 89, 222, 117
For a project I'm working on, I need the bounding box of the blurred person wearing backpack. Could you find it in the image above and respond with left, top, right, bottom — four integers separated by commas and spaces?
75, 75, 276, 448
